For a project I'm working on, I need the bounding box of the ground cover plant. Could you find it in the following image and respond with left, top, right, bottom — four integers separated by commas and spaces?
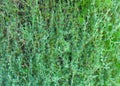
0, 0, 120, 86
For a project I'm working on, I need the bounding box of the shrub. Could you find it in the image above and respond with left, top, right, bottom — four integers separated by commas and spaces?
0, 0, 120, 85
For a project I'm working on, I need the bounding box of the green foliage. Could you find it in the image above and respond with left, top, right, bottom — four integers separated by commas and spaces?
0, 0, 120, 86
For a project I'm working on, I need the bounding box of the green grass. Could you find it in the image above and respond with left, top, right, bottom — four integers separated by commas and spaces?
0, 0, 120, 86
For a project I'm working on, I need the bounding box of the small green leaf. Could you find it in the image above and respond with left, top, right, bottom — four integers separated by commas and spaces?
78, 16, 85, 24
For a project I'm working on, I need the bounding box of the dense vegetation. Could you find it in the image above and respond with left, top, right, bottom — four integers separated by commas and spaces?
0, 0, 120, 86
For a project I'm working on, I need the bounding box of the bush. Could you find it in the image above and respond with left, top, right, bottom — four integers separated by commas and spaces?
0, 0, 120, 85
